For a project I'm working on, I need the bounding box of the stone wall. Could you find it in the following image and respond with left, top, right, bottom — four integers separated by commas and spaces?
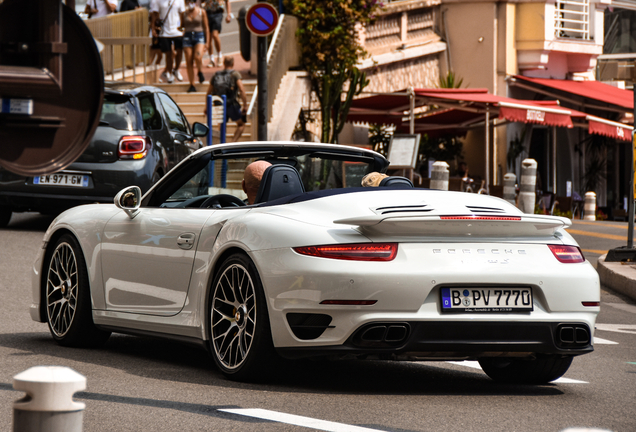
363, 54, 441, 93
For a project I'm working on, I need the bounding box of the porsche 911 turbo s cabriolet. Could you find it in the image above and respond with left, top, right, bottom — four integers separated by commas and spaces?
31, 142, 600, 383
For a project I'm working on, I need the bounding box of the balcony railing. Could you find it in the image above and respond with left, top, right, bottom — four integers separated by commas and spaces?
555, 0, 590, 40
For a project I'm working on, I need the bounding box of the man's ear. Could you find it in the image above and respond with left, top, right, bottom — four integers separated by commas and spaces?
242, 179, 247, 194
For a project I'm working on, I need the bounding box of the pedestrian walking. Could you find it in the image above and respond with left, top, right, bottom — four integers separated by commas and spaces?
150, 0, 186, 84
181, 0, 209, 92
203, 0, 231, 68
119, 0, 141, 12
85, 0, 117, 18
205, 56, 247, 142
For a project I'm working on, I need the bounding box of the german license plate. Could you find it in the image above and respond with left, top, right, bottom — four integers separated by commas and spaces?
441, 287, 533, 313
33, 174, 89, 187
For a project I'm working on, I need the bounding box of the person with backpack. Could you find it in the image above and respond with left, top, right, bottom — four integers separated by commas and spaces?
204, 56, 247, 142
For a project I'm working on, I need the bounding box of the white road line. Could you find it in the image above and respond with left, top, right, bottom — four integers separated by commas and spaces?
604, 302, 636, 315
595, 323, 636, 335
219, 408, 387, 432
593, 336, 619, 345
447, 361, 588, 384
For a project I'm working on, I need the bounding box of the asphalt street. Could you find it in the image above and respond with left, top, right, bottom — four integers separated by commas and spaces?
0, 212, 634, 432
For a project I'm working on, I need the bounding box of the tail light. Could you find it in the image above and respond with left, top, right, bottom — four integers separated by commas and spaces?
294, 243, 398, 261
548, 245, 585, 263
440, 215, 521, 221
118, 136, 149, 160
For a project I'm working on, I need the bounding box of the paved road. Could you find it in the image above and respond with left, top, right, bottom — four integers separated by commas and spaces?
0, 213, 634, 432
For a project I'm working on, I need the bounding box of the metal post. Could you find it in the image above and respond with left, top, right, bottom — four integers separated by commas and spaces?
221, 94, 227, 143
257, 30, 268, 141
519, 158, 537, 214
485, 107, 490, 193
430, 161, 449, 191
503, 173, 516, 206
408, 87, 414, 135
13, 366, 86, 432
206, 95, 215, 188
629, 128, 635, 248
552, 126, 557, 195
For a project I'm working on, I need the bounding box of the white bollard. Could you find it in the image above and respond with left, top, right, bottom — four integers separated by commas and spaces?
503, 173, 516, 205
430, 161, 449, 191
583, 191, 596, 221
518, 159, 537, 214
13, 366, 86, 432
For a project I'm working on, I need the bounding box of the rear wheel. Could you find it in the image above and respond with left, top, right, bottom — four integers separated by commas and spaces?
45, 234, 111, 347
478, 355, 573, 384
209, 253, 275, 381
0, 206, 11, 228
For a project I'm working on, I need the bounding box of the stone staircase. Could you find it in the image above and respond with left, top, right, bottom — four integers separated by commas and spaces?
154, 80, 257, 143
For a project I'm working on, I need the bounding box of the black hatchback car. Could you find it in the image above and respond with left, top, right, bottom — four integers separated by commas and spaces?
0, 82, 208, 227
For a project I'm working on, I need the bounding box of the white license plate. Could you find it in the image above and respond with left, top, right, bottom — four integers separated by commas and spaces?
33, 174, 89, 187
441, 287, 533, 313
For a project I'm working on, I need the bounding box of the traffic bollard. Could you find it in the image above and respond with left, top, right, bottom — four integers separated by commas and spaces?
503, 173, 516, 206
518, 158, 537, 214
430, 161, 449, 191
13, 366, 86, 432
584, 191, 596, 221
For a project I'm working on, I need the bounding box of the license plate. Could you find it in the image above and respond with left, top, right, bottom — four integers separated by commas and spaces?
33, 174, 89, 187
441, 287, 533, 313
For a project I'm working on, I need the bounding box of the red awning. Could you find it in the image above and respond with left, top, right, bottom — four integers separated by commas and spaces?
511, 76, 634, 110
587, 116, 633, 141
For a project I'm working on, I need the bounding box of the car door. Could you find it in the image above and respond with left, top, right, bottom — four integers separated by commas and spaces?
101, 207, 213, 316
157, 92, 199, 166
137, 92, 171, 175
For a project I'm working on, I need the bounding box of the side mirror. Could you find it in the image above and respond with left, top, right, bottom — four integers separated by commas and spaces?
192, 122, 209, 137
114, 186, 142, 219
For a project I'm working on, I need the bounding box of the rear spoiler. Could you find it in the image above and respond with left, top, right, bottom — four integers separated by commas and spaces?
333, 214, 571, 238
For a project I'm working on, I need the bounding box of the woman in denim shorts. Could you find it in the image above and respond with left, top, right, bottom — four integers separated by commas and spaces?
181, 0, 209, 92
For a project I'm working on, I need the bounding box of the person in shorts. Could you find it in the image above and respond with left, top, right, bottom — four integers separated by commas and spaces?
204, 0, 230, 68
181, 0, 209, 92
205, 56, 247, 142
150, 0, 186, 84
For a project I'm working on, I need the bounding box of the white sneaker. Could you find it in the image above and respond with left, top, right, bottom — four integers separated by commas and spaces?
173, 69, 184, 82
161, 71, 174, 83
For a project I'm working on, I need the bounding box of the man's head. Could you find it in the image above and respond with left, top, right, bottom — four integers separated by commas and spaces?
242, 160, 271, 204
223, 56, 234, 69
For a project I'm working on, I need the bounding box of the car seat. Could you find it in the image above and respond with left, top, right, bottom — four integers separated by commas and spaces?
379, 176, 414, 188
254, 165, 305, 204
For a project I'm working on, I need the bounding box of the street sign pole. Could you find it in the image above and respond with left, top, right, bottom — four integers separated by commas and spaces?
257, 33, 268, 141
245, 2, 279, 142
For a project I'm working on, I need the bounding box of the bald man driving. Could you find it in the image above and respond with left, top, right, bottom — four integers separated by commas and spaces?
242, 160, 272, 205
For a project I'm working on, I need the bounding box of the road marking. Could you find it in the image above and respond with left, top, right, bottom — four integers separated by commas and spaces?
594, 336, 619, 345
219, 408, 387, 432
595, 323, 636, 335
447, 361, 588, 383
572, 220, 628, 229
566, 229, 626, 241
581, 249, 608, 255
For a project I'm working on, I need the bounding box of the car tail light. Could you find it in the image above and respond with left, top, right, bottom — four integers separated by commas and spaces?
118, 136, 148, 160
582, 301, 600, 307
548, 245, 585, 263
440, 215, 521, 221
294, 243, 398, 261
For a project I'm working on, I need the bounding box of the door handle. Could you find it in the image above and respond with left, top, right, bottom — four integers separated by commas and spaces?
177, 233, 196, 250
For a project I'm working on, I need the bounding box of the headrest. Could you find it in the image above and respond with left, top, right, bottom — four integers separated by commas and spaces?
254, 165, 305, 204
379, 176, 414, 189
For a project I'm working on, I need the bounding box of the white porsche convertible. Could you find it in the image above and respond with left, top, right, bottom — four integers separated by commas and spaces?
31, 142, 600, 383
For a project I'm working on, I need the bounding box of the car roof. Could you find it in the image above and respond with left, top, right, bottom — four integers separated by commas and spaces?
104, 81, 166, 97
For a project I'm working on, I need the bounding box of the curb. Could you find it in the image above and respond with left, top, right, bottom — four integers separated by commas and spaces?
597, 254, 636, 302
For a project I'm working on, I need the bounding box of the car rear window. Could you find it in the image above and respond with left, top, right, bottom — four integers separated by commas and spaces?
100, 96, 138, 130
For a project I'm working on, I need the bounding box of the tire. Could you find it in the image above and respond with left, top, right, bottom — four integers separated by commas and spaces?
208, 253, 275, 381
0, 207, 11, 228
45, 234, 111, 347
478, 355, 573, 384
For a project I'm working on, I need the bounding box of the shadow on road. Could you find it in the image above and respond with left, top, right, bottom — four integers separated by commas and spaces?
0, 332, 564, 398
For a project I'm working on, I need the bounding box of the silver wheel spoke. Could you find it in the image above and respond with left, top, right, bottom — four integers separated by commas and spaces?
46, 242, 78, 338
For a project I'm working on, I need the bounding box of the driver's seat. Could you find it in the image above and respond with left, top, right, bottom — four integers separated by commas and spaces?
254, 165, 305, 204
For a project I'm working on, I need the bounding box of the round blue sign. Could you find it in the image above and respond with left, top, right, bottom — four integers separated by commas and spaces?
246, 3, 279, 36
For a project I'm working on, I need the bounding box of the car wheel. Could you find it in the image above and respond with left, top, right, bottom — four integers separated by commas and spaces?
478, 355, 573, 384
209, 253, 275, 381
0, 207, 11, 228
152, 170, 162, 184
45, 234, 111, 347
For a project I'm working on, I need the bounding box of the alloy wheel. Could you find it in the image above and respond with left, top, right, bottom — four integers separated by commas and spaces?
211, 263, 257, 370
46, 242, 78, 338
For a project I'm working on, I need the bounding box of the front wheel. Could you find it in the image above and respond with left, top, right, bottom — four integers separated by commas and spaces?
478, 355, 573, 384
208, 253, 275, 381
45, 234, 111, 347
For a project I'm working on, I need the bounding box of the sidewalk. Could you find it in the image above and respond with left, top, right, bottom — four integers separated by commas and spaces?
597, 255, 636, 302
170, 51, 255, 86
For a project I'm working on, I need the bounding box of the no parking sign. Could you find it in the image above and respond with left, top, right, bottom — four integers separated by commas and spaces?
245, 3, 279, 37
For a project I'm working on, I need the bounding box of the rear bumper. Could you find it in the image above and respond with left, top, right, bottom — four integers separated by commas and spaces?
277, 320, 594, 360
